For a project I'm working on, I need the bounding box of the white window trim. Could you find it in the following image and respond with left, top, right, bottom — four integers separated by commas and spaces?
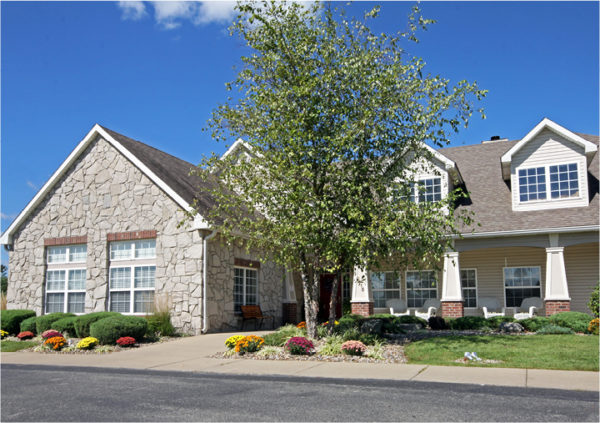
502, 266, 543, 309
516, 161, 582, 205
460, 268, 478, 309
370, 271, 402, 309
234, 266, 260, 312
108, 265, 156, 315
47, 244, 87, 264
405, 270, 438, 308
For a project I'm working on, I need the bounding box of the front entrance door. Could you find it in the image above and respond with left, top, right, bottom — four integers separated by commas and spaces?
319, 274, 342, 321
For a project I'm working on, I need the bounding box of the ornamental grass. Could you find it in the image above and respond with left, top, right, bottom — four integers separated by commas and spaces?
341, 340, 367, 356
44, 336, 66, 351
234, 335, 264, 354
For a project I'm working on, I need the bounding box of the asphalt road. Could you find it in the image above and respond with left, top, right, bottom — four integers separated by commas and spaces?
1, 364, 598, 422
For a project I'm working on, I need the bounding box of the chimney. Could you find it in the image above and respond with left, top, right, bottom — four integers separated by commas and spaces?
482, 135, 509, 144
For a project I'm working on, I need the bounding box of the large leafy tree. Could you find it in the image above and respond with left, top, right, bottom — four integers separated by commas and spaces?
194, 1, 485, 338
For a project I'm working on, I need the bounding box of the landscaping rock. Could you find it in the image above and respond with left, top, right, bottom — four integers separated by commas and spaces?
360, 319, 383, 335
499, 322, 524, 333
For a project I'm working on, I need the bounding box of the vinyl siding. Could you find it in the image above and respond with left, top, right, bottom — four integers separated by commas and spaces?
564, 242, 599, 314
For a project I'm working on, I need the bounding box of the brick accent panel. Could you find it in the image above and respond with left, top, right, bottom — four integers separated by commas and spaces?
351, 302, 374, 317
106, 230, 157, 242
441, 301, 464, 318
44, 236, 87, 246
282, 302, 297, 325
234, 258, 261, 269
545, 300, 570, 316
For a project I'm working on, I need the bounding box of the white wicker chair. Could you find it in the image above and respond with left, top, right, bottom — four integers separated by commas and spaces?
414, 299, 440, 320
513, 297, 543, 320
386, 299, 410, 316
479, 297, 506, 318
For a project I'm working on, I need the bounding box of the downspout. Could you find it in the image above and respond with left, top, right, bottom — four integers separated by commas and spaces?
201, 230, 217, 334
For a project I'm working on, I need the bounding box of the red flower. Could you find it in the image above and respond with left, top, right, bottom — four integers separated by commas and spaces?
116, 336, 136, 347
17, 331, 35, 340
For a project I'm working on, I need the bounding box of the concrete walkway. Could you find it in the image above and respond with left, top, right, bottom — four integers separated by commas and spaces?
2, 332, 598, 392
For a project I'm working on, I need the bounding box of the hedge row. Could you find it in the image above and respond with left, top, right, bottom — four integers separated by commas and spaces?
1, 310, 36, 335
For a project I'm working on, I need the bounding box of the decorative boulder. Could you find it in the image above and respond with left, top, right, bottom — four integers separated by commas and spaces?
499, 322, 524, 333
360, 319, 383, 335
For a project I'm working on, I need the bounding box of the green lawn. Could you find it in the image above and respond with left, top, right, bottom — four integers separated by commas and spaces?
404, 335, 599, 371
1, 340, 37, 352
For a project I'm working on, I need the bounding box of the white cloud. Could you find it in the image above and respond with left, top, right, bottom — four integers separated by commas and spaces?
0, 212, 17, 220
118, 1, 148, 21
26, 181, 38, 191
194, 1, 237, 25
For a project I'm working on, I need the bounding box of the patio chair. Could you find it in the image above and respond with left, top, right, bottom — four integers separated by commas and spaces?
414, 299, 440, 320
386, 299, 410, 316
513, 297, 543, 320
479, 297, 506, 318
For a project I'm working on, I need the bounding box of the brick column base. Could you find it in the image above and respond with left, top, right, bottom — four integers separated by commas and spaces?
282, 302, 297, 325
351, 302, 374, 317
545, 300, 570, 316
441, 301, 464, 318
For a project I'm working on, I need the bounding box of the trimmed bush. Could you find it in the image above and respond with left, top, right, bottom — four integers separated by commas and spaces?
588, 282, 599, 318
1, 310, 36, 335
74, 312, 121, 338
36, 312, 75, 334
536, 324, 574, 335
485, 316, 515, 330
448, 316, 489, 330
548, 311, 592, 333
89, 315, 148, 345
334, 314, 364, 334
519, 317, 551, 332
20, 316, 38, 334
397, 315, 428, 326
145, 312, 175, 337
51, 317, 77, 336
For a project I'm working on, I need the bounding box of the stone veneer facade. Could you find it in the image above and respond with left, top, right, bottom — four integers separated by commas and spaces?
7, 135, 283, 334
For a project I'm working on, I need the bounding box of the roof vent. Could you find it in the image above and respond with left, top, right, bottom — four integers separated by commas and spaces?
490, 135, 501, 141
482, 135, 509, 144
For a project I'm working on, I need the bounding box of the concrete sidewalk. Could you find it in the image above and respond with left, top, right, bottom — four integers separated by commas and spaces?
2, 332, 598, 392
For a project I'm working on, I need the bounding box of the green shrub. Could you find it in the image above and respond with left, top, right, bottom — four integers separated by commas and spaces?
1, 310, 36, 335
341, 327, 362, 342
36, 312, 75, 334
448, 316, 489, 330
548, 312, 592, 333
89, 315, 148, 345
358, 333, 383, 346
51, 317, 77, 336
588, 282, 599, 318
334, 314, 364, 334
536, 324, 574, 335
19, 316, 38, 334
364, 314, 406, 334
396, 315, 427, 326
74, 312, 122, 338
519, 317, 551, 332
485, 316, 515, 330
145, 312, 175, 337
263, 324, 305, 346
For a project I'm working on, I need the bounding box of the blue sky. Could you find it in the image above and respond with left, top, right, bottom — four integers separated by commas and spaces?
1, 1, 599, 266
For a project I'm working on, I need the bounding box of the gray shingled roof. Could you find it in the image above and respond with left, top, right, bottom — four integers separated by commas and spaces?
439, 133, 599, 234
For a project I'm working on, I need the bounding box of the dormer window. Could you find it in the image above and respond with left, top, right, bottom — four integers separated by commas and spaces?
549, 163, 579, 199
518, 167, 546, 202
518, 163, 580, 203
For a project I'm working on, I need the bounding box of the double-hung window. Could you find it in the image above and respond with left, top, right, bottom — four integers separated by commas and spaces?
234, 267, 258, 312
109, 239, 156, 314
460, 269, 478, 308
45, 245, 87, 313
406, 270, 437, 308
370, 271, 401, 308
503, 267, 541, 308
518, 163, 579, 203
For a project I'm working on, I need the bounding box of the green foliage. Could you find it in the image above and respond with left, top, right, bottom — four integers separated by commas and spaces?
1, 340, 37, 352
397, 315, 428, 326
36, 312, 75, 334
145, 312, 176, 337
89, 315, 148, 345
74, 312, 121, 338
0, 264, 7, 294
318, 335, 344, 356
548, 311, 592, 333
588, 282, 599, 318
448, 316, 490, 331
519, 317, 551, 332
485, 316, 515, 330
51, 317, 77, 336
536, 325, 574, 335
334, 314, 364, 334
263, 324, 306, 347
338, 327, 381, 346
194, 0, 485, 338
1, 310, 36, 335
19, 316, 38, 334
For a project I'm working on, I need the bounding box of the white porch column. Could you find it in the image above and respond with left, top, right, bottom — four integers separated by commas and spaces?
544, 247, 570, 301
350, 266, 373, 316
441, 251, 463, 301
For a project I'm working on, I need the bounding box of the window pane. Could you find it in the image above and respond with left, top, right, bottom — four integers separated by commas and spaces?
245, 269, 258, 305
69, 245, 87, 263
46, 293, 64, 313
384, 272, 400, 290
504, 267, 541, 307
110, 291, 131, 313
47, 247, 67, 264
46, 270, 66, 291
68, 269, 86, 290
134, 291, 155, 313
67, 293, 85, 313
371, 272, 385, 290
549, 163, 578, 199
110, 242, 132, 260
110, 267, 131, 289
134, 266, 155, 288
135, 239, 156, 259
234, 268, 244, 311
463, 288, 477, 308
518, 167, 546, 202
418, 178, 442, 203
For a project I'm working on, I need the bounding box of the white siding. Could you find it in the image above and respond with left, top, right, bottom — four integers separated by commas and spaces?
511, 128, 588, 211
564, 242, 599, 314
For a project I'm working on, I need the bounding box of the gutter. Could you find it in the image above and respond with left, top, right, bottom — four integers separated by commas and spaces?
201, 229, 217, 334
457, 225, 600, 239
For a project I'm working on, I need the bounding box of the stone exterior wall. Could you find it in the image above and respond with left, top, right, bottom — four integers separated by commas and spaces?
7, 136, 205, 333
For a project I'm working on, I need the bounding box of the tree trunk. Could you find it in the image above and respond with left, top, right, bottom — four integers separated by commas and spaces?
327, 272, 340, 335
300, 256, 319, 339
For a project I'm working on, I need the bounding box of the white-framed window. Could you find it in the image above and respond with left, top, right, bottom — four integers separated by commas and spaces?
503, 266, 542, 308
406, 270, 437, 308
518, 163, 580, 203
45, 245, 87, 314
460, 269, 478, 308
370, 271, 401, 308
234, 267, 258, 312
409, 178, 442, 203
109, 239, 156, 314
